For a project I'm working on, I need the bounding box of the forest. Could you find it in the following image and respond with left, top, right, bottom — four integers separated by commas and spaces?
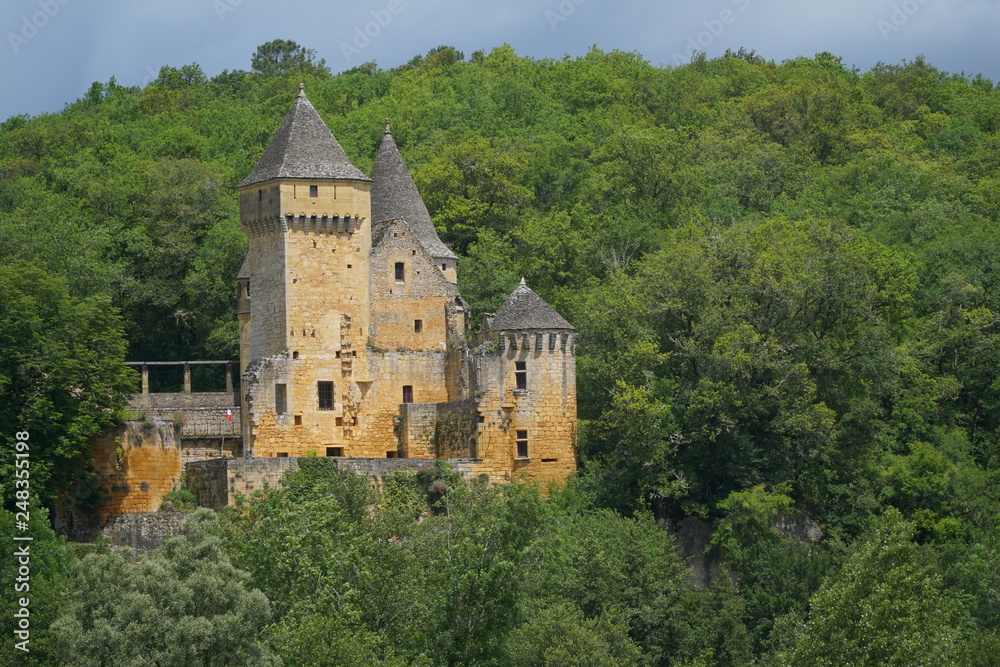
1, 40, 1000, 665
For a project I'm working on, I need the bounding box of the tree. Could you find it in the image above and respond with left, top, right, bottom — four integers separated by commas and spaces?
504, 603, 641, 666
251, 39, 328, 77
51, 509, 278, 666
0, 263, 135, 508
779, 509, 969, 666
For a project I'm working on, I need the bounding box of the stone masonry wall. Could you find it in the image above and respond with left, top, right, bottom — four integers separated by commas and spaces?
370, 220, 460, 352
186, 456, 485, 510
92, 420, 184, 521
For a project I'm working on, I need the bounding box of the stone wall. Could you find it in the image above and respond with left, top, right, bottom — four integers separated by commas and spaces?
131, 404, 241, 438
91, 420, 184, 521
101, 512, 188, 554
185, 456, 485, 510
369, 220, 460, 351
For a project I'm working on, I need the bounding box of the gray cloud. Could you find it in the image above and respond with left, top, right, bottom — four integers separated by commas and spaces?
2, 0, 998, 122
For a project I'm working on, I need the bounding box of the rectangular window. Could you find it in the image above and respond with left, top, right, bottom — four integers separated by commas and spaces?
395, 262, 405, 282
516, 430, 529, 459
414, 319, 423, 333
442, 263, 447, 271
402, 385, 413, 403
257, 189, 262, 202
326, 447, 343, 457
386, 450, 399, 458
277, 452, 289, 458
309, 185, 318, 198
294, 415, 302, 426
275, 383, 287, 414
515, 361, 527, 390
318, 381, 334, 410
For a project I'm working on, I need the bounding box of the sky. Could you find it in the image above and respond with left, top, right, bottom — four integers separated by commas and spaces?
2, 0, 999, 123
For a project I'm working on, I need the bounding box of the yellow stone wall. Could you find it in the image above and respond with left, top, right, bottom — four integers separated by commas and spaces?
370, 220, 462, 352
92, 421, 183, 520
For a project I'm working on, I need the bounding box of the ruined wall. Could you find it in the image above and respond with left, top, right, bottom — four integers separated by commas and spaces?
186, 456, 485, 510
91, 420, 184, 521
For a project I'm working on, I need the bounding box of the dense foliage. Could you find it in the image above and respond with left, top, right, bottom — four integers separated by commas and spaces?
2, 42, 1000, 664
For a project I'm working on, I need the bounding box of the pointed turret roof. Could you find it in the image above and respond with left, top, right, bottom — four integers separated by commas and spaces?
487, 279, 575, 331
370, 119, 456, 260
237, 84, 369, 188
236, 253, 250, 280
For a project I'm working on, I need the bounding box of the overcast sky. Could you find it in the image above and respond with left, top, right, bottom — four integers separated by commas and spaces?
2, 0, 998, 122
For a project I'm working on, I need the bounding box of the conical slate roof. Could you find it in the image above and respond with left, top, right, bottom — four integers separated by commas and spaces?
370, 120, 456, 260
488, 279, 575, 331
236, 253, 250, 280
237, 84, 370, 188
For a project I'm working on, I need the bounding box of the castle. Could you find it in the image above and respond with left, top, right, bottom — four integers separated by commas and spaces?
234, 84, 578, 485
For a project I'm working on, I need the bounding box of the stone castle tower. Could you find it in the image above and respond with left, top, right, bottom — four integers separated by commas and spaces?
236, 85, 576, 484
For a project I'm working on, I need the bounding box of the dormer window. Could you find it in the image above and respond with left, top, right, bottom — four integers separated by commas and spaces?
309, 185, 318, 198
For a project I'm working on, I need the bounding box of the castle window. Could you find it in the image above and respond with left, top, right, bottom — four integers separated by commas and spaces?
515, 361, 527, 390
275, 383, 287, 414
326, 447, 343, 457
294, 415, 302, 426
386, 450, 399, 458
309, 185, 318, 198
442, 263, 447, 271
414, 319, 423, 333
317, 381, 334, 410
395, 262, 405, 282
516, 431, 529, 459
257, 189, 262, 202
402, 385, 413, 403
549, 333, 557, 350
276, 452, 289, 458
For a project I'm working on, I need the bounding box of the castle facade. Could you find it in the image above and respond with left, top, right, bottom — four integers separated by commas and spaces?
236, 85, 577, 485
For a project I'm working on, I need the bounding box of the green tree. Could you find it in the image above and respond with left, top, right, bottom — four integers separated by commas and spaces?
51, 509, 278, 666
505, 603, 641, 666
779, 508, 969, 666
0, 263, 134, 507
251, 39, 328, 77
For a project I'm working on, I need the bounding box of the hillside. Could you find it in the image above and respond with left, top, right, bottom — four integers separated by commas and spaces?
1, 43, 999, 664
